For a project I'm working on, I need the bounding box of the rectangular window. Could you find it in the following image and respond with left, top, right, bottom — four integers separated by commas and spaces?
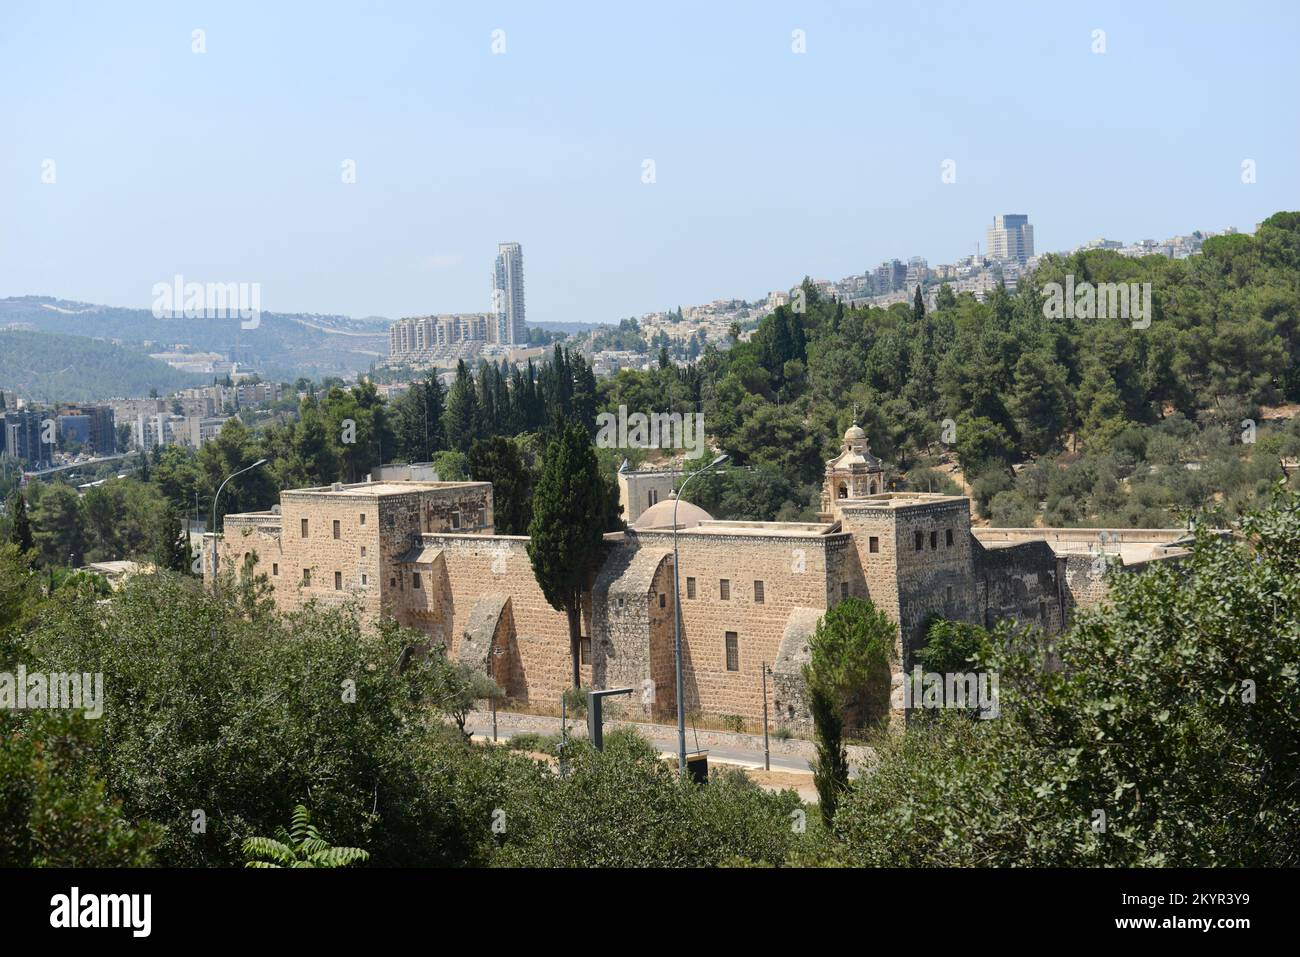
946, 528, 954, 547
272, 563, 279, 577
359, 513, 366, 526
580, 636, 592, 665
840, 582, 849, 601
658, 592, 666, 608
869, 536, 879, 553
930, 530, 937, 550
753, 580, 765, 603
302, 568, 311, 586
450, 511, 461, 530
1039, 599, 1048, 623
333, 519, 341, 540
946, 585, 954, 602
914, 531, 923, 551
686, 576, 696, 599
648, 489, 658, 508
301, 518, 309, 538
725, 632, 739, 671
719, 579, 730, 600
413, 572, 422, 589
334, 571, 342, 590
360, 546, 366, 557
361, 574, 368, 586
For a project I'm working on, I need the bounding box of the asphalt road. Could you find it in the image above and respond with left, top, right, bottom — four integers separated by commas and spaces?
469, 722, 814, 774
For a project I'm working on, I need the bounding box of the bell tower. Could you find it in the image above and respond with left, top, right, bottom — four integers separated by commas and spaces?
819, 423, 885, 522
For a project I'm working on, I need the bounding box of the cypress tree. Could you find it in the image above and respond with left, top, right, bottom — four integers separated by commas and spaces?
526, 422, 607, 686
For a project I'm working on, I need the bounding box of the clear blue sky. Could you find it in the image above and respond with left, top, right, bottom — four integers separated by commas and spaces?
2, 0, 1297, 325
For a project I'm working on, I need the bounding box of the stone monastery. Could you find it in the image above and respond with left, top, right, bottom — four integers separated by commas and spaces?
206, 425, 1192, 727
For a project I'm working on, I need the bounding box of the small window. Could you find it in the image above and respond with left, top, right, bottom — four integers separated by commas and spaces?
390, 577, 397, 588
754, 580, 765, 603
686, 576, 696, 599
869, 536, 879, 553
914, 531, 923, 551
360, 546, 366, 557
301, 518, 309, 538
580, 636, 592, 665
840, 582, 849, 600
648, 489, 658, 508
946, 528, 954, 547
302, 568, 311, 586
413, 572, 422, 589
361, 573, 368, 586
334, 571, 342, 590
930, 530, 937, 550
450, 511, 461, 530
333, 520, 341, 540
658, 593, 666, 608
272, 563, 279, 576
359, 512, 366, 526
1039, 599, 1048, 622
719, 579, 730, 600
946, 585, 953, 602
725, 632, 739, 671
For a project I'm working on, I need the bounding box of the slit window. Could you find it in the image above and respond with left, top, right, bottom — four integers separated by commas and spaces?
686, 576, 696, 599
914, 531, 923, 551
301, 518, 309, 538
725, 632, 739, 671
334, 571, 342, 590
333, 520, 341, 540
753, 580, 765, 603
946, 528, 954, 547
719, 579, 730, 600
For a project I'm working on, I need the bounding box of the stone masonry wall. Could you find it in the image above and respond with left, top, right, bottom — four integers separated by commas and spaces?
629, 528, 832, 722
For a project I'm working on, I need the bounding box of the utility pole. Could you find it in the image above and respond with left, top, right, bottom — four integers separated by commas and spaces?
761, 661, 771, 771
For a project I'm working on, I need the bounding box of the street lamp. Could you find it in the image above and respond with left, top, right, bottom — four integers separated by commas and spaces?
210, 458, 267, 594
672, 452, 728, 775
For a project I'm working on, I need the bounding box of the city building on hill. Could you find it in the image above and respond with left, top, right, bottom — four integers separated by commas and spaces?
57, 405, 116, 455
1, 408, 54, 468
986, 213, 1035, 263
493, 241, 526, 345
207, 424, 1193, 730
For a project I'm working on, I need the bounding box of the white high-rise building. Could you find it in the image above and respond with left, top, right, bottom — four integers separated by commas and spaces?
986, 214, 1034, 263
492, 242, 526, 345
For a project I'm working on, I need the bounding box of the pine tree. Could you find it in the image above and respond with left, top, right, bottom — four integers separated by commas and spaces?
8, 490, 34, 557
152, 504, 191, 572
527, 423, 608, 686
913, 284, 926, 323
468, 436, 533, 534
808, 677, 850, 828
444, 361, 480, 453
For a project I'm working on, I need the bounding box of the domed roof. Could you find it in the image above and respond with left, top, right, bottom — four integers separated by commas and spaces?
632, 494, 714, 530
844, 424, 866, 441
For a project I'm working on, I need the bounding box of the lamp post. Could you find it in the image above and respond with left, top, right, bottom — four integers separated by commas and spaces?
761, 661, 772, 771
672, 452, 728, 775
210, 458, 267, 594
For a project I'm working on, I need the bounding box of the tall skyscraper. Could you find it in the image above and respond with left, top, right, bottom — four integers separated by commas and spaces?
986, 214, 1035, 263
492, 242, 526, 345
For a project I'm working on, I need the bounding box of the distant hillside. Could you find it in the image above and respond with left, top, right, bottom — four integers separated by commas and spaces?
0, 297, 390, 380
0, 330, 205, 402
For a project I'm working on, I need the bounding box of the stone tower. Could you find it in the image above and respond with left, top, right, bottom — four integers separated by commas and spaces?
818, 424, 885, 521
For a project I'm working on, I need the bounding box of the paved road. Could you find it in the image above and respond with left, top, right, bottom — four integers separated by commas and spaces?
469, 722, 814, 774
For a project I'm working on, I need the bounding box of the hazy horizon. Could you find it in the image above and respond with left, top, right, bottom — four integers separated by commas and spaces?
4, 0, 1297, 323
